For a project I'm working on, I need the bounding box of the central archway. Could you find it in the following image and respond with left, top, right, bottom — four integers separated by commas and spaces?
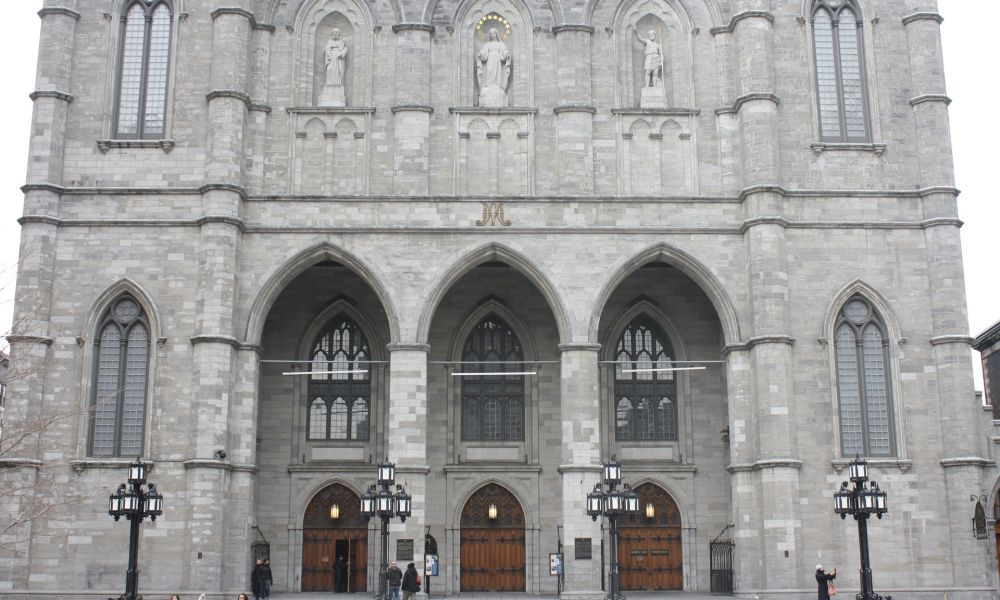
460, 483, 526, 591
302, 483, 367, 592
617, 482, 683, 590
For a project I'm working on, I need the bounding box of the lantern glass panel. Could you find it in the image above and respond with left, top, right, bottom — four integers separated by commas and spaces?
128, 462, 147, 483
624, 491, 639, 513
604, 461, 622, 484
849, 459, 867, 482
607, 491, 623, 513
361, 493, 375, 516
377, 491, 394, 515
378, 463, 395, 485
397, 492, 412, 518
587, 491, 603, 516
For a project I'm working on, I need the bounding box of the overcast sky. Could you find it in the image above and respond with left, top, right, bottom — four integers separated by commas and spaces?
0, 1, 996, 387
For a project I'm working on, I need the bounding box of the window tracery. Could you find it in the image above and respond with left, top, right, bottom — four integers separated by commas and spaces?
114, 0, 173, 139
614, 316, 677, 441
307, 315, 371, 441
812, 0, 871, 142
461, 315, 524, 441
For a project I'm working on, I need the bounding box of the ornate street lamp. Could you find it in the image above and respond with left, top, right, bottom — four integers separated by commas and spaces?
107, 457, 164, 600
361, 459, 412, 600
833, 456, 888, 600
587, 457, 640, 600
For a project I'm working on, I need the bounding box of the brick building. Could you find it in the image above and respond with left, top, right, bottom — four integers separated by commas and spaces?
0, 0, 996, 598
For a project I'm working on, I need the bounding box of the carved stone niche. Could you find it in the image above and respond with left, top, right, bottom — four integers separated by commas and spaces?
456, 1, 534, 108
616, 0, 695, 109
613, 109, 699, 197
294, 0, 374, 108
450, 108, 535, 196
288, 108, 375, 196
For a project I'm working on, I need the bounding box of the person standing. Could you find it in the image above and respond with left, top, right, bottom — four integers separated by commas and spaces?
251, 559, 264, 600
333, 555, 349, 593
816, 564, 837, 600
401, 562, 420, 600
260, 559, 273, 599
387, 561, 403, 600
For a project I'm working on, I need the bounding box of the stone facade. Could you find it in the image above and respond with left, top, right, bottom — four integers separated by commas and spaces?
1, 0, 997, 599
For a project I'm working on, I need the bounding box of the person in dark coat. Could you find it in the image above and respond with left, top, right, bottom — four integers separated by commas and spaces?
260, 559, 273, 599
816, 564, 837, 600
387, 561, 403, 600
251, 559, 264, 600
333, 555, 349, 593
401, 562, 420, 600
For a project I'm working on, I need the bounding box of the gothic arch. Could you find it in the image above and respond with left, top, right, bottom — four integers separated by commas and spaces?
600, 298, 689, 363
415, 242, 570, 345
268, 0, 399, 27
588, 243, 742, 346
619, 478, 688, 527
587, 0, 719, 30
82, 277, 164, 343
821, 279, 904, 345
296, 296, 389, 361
448, 297, 540, 361
291, 0, 377, 107
295, 479, 367, 529
425, 0, 558, 27
244, 242, 400, 346
450, 478, 536, 529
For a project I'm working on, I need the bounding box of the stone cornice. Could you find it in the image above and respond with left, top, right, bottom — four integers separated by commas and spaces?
198, 182, 248, 199
832, 458, 912, 473
190, 334, 241, 348
29, 90, 74, 103
205, 89, 271, 113
391, 104, 434, 114
70, 458, 154, 473
902, 12, 944, 26
611, 107, 700, 116
810, 142, 886, 157
715, 93, 780, 116
184, 458, 257, 473
710, 10, 775, 36
557, 343, 602, 353
391, 23, 435, 33
551, 24, 595, 35
38, 7, 81, 20
97, 139, 175, 154
940, 457, 995, 468
929, 335, 974, 347
741, 216, 790, 232
921, 217, 963, 229
556, 464, 603, 474
210, 7, 275, 32
386, 343, 432, 353
746, 335, 796, 349
4, 335, 54, 346
909, 94, 951, 107
446, 464, 543, 473
287, 106, 377, 114
553, 104, 596, 114
727, 458, 802, 473
0, 458, 44, 469
449, 107, 538, 115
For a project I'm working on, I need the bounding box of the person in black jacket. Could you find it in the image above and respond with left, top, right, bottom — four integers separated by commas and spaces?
251, 559, 264, 600
333, 556, 349, 593
387, 561, 403, 600
816, 564, 837, 600
401, 562, 420, 600
260, 559, 274, 599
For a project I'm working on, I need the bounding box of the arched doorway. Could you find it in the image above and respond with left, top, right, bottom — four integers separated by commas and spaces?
460, 483, 526, 591
302, 483, 368, 592
617, 482, 682, 590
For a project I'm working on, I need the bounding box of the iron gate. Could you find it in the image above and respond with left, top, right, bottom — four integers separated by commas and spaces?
709, 526, 734, 595
251, 525, 271, 563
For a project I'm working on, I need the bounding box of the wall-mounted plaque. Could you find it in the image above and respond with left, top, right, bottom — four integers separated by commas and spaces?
574, 538, 592, 560
397, 538, 414, 561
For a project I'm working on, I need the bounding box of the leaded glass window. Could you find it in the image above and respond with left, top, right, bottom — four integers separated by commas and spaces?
834, 296, 894, 457
307, 315, 370, 440
114, 1, 173, 139
812, 0, 870, 142
90, 296, 150, 457
461, 316, 525, 441
614, 316, 677, 441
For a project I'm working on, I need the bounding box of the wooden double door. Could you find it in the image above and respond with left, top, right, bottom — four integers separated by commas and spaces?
302, 529, 367, 592
617, 483, 683, 591
460, 483, 526, 591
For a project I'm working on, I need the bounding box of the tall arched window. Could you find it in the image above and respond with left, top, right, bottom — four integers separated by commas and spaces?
834, 296, 894, 457
114, 0, 173, 139
812, 0, 870, 142
614, 316, 677, 441
307, 315, 370, 440
90, 295, 150, 457
461, 315, 524, 441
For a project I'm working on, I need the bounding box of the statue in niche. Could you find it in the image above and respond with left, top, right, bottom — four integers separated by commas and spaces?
477, 28, 511, 107
319, 28, 349, 106
634, 28, 666, 108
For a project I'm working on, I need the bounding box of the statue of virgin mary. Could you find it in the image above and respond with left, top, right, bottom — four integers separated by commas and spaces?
476, 28, 511, 107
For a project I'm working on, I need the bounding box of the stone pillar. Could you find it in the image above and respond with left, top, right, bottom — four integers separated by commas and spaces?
731, 3, 778, 187
187, 4, 254, 590
558, 344, 603, 599
553, 25, 595, 195
391, 24, 434, 195
386, 344, 431, 583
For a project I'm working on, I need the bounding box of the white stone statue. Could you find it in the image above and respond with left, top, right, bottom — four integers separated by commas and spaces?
477, 28, 511, 107
319, 28, 349, 106
635, 28, 666, 108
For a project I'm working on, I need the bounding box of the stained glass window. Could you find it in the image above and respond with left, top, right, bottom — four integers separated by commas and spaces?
812, 1, 870, 142
90, 296, 150, 457
614, 317, 677, 441
307, 315, 371, 440
461, 316, 525, 441
114, 1, 173, 139
834, 296, 894, 456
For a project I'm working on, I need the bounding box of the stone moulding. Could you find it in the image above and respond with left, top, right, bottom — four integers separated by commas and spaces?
553, 104, 596, 114
902, 12, 944, 26
555, 464, 603, 474
70, 458, 154, 474
391, 23, 435, 33
96, 139, 175, 154
909, 94, 951, 107
38, 7, 81, 20
4, 335, 54, 346
611, 108, 700, 116
929, 335, 975, 347
29, 90, 74, 103
0, 458, 44, 469
727, 458, 802, 473
206, 89, 271, 113
745, 335, 796, 349
386, 343, 432, 353
391, 104, 434, 113
940, 457, 995, 468
551, 24, 595, 35
209, 7, 275, 32
557, 342, 602, 353
715, 93, 781, 116
709, 10, 775, 36
286, 106, 376, 114
449, 107, 538, 115
810, 142, 887, 157
184, 458, 257, 473
831, 458, 912, 473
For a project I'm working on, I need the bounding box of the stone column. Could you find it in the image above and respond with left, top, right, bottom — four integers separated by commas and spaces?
558, 344, 603, 600
188, 4, 254, 590
553, 25, 595, 195
391, 24, 434, 195
386, 344, 431, 584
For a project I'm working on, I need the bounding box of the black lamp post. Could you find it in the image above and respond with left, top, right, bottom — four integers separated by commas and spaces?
586, 457, 639, 600
107, 458, 163, 600
833, 456, 888, 600
360, 459, 412, 600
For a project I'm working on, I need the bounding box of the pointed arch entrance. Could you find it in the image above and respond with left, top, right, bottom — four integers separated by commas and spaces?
460, 483, 526, 591
302, 483, 368, 592
618, 483, 683, 590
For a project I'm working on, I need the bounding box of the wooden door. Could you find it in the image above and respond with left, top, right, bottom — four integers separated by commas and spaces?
617, 483, 683, 591
460, 483, 526, 592
302, 483, 368, 592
